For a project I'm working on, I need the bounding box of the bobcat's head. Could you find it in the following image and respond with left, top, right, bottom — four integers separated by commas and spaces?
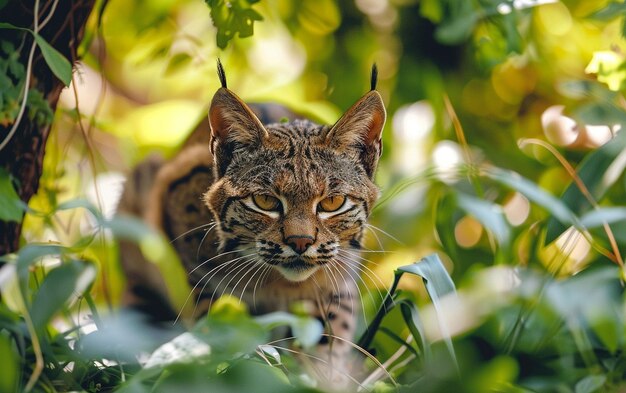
204, 63, 385, 282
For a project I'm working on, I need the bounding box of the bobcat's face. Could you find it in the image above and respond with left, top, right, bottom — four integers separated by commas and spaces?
204, 80, 385, 283
204, 120, 379, 282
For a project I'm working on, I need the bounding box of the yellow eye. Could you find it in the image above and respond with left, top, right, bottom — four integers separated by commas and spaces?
252, 194, 281, 211
318, 195, 346, 212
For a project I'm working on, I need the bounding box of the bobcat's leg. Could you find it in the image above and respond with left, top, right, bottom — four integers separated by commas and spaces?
308, 287, 359, 390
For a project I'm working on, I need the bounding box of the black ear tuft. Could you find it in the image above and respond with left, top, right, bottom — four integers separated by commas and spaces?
217, 59, 227, 89
370, 63, 378, 91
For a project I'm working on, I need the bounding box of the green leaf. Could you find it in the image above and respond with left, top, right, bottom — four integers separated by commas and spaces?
33, 34, 72, 86
457, 192, 510, 248
545, 130, 626, 243
255, 311, 323, 349
397, 254, 458, 372
206, 0, 264, 49
0, 167, 24, 222
580, 207, 626, 228
30, 260, 95, 329
484, 168, 580, 232
435, 13, 479, 44
0, 24, 73, 86
397, 254, 456, 299
399, 300, 430, 361
546, 268, 621, 359
16, 243, 64, 281
575, 374, 606, 393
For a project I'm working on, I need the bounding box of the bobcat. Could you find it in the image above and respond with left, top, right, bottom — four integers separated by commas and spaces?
117, 61, 386, 386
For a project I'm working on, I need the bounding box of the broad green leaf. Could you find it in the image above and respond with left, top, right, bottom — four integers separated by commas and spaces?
396, 254, 456, 299
575, 374, 606, 393
57, 198, 103, 221
33, 34, 73, 86
576, 102, 626, 125
545, 130, 626, 243
16, 243, 64, 281
457, 192, 510, 247
255, 311, 323, 349
580, 207, 626, 228
435, 13, 479, 44
484, 168, 579, 231
397, 254, 458, 371
0, 167, 24, 222
144, 332, 212, 368
546, 268, 621, 357
30, 260, 95, 329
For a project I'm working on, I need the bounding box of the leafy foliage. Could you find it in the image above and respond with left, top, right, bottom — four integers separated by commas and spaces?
205, 0, 264, 49
0, 40, 53, 128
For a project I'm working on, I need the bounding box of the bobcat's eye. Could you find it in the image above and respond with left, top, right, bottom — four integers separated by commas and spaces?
318, 195, 346, 212
252, 194, 281, 211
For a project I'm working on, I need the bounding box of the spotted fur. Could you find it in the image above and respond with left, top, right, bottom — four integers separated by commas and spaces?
118, 64, 386, 387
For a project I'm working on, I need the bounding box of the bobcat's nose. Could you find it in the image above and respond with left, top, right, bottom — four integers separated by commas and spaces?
285, 235, 314, 254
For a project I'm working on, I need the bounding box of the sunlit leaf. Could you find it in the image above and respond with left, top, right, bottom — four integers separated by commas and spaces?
144, 332, 212, 368
575, 374, 606, 393
258, 344, 281, 364
0, 167, 24, 222
397, 254, 458, 372
256, 311, 323, 349
580, 207, 626, 228
545, 131, 626, 243
585, 51, 626, 91
397, 254, 456, 299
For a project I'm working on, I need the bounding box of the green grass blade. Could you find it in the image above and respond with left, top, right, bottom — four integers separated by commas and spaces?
397, 254, 458, 373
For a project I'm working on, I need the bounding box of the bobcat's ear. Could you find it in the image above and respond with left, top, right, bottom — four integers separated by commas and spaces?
208, 87, 268, 176
325, 90, 386, 178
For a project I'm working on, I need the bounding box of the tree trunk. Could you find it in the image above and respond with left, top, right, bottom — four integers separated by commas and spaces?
0, 0, 96, 255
